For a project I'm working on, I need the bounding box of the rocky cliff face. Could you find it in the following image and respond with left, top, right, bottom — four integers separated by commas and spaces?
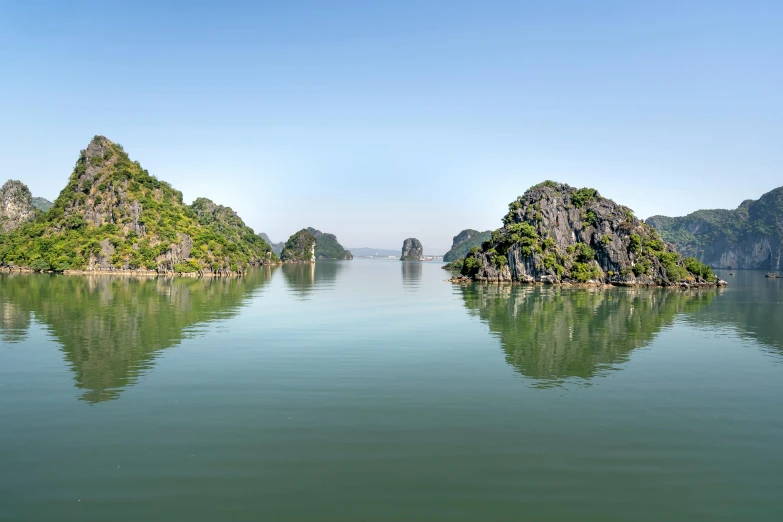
280, 229, 316, 263
648, 186, 783, 270
305, 227, 353, 260
400, 238, 423, 261
0, 136, 277, 273
458, 181, 723, 287
0, 180, 37, 233
443, 229, 492, 262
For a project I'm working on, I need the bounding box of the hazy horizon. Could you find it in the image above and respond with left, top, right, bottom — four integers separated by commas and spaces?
2, 1, 781, 253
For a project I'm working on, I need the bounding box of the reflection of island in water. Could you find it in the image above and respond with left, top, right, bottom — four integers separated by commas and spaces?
280, 260, 344, 298
401, 261, 422, 290
0, 299, 31, 344
0, 268, 274, 403
459, 285, 717, 386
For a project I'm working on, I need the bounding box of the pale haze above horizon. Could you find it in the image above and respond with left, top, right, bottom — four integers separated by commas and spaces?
1, 1, 781, 254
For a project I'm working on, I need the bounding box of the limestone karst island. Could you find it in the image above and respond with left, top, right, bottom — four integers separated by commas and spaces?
0, 137, 279, 275
447, 182, 725, 287
400, 238, 424, 261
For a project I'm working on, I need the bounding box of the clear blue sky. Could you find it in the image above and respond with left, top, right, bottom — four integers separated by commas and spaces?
1, 1, 781, 253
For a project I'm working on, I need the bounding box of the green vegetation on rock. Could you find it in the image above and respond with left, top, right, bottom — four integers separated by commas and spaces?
0, 136, 277, 273
280, 228, 316, 263
443, 259, 464, 271
443, 229, 492, 263
189, 197, 277, 267
306, 227, 353, 259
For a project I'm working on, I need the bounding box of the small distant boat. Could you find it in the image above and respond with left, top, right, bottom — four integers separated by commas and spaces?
729, 272, 735, 276
766, 273, 779, 278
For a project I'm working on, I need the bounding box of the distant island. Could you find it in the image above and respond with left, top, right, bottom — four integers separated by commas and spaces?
452, 181, 723, 287
648, 186, 782, 270
280, 229, 316, 263
400, 238, 423, 261
259, 229, 352, 260
0, 136, 278, 275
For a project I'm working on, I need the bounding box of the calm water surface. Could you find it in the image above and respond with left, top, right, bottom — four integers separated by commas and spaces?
1, 261, 782, 521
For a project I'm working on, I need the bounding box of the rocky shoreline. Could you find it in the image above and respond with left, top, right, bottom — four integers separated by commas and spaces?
447, 273, 727, 288
1, 263, 280, 278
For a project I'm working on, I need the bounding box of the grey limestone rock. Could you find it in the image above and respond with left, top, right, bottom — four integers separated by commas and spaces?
401, 238, 423, 261
460, 182, 724, 287
0, 180, 37, 233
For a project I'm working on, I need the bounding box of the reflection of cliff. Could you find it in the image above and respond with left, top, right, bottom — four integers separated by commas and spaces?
459, 285, 715, 386
401, 261, 422, 290
0, 269, 273, 403
280, 261, 344, 298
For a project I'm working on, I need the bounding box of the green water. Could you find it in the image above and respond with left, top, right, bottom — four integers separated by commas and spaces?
1, 261, 781, 521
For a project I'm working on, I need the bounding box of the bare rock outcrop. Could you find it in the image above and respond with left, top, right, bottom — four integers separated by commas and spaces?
400, 238, 423, 261
0, 180, 37, 233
